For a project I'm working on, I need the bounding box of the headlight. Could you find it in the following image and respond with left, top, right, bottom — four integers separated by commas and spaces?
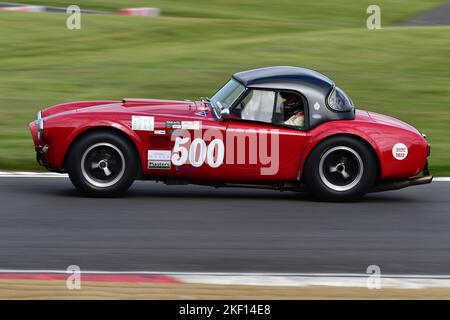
37, 111, 44, 141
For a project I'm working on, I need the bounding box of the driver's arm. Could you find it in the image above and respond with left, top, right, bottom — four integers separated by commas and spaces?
284, 111, 304, 127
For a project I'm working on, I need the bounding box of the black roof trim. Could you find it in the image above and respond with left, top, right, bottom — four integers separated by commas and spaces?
232, 66, 334, 89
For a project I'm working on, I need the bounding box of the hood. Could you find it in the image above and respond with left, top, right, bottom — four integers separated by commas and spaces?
41, 98, 201, 118
122, 98, 193, 108
120, 98, 198, 116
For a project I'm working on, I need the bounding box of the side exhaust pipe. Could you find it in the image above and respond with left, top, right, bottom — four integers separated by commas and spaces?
370, 175, 433, 193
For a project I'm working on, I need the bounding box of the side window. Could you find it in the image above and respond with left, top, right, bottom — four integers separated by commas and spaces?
240, 90, 275, 124
232, 89, 306, 129
276, 91, 305, 128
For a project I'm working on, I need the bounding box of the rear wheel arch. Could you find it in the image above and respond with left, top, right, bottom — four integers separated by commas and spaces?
302, 134, 380, 201
301, 133, 381, 181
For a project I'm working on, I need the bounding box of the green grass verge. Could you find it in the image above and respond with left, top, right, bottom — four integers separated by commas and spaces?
0, 2, 449, 174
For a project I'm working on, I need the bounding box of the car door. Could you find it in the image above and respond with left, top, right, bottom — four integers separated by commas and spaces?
164, 114, 229, 181
223, 89, 308, 182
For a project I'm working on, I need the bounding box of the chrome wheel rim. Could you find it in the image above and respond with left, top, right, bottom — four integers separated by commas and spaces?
81, 143, 126, 188
319, 146, 363, 192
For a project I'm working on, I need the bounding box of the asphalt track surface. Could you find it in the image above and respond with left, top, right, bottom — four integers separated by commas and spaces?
1, 176, 450, 275
399, 3, 450, 26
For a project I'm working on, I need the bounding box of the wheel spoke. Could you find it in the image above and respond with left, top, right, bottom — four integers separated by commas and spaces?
103, 166, 112, 177
341, 169, 350, 179
329, 165, 338, 173
91, 162, 101, 169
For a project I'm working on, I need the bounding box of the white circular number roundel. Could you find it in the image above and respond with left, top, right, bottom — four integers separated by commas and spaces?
172, 137, 225, 168
392, 143, 408, 160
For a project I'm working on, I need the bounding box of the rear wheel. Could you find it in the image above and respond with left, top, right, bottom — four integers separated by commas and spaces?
67, 131, 138, 197
303, 136, 377, 201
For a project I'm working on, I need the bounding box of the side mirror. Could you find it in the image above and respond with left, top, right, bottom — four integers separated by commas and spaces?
220, 108, 230, 117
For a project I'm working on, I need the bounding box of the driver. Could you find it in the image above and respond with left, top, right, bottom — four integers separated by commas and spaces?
281, 92, 304, 127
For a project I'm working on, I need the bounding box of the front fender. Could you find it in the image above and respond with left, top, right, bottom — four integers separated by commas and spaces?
43, 114, 144, 170
42, 100, 119, 118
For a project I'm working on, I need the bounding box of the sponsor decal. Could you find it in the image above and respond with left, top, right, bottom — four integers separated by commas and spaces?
392, 143, 408, 160
171, 129, 186, 136
154, 130, 166, 135
148, 161, 171, 170
312, 114, 322, 119
166, 120, 182, 129
132, 116, 154, 131
196, 111, 208, 117
148, 150, 171, 161
314, 102, 321, 111
166, 120, 201, 130
148, 150, 171, 169
181, 121, 201, 130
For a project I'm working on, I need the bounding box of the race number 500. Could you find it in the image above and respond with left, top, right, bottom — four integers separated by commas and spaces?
171, 137, 224, 168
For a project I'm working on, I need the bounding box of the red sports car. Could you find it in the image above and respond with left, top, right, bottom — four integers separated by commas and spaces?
29, 66, 432, 200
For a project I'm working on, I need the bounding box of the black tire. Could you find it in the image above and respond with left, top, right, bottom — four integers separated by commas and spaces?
67, 130, 138, 197
303, 136, 377, 201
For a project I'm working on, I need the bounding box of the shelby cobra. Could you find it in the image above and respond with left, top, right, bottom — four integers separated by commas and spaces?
29, 66, 432, 200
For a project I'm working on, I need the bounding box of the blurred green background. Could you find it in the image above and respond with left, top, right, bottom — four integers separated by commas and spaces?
0, 0, 449, 174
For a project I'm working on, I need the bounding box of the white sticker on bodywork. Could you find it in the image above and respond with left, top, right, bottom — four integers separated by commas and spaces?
148, 161, 171, 170
132, 116, 154, 131
181, 121, 201, 130
392, 143, 408, 160
154, 130, 166, 135
314, 102, 321, 111
148, 150, 171, 161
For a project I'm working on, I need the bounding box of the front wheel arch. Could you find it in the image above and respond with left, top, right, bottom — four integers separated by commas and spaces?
63, 126, 142, 177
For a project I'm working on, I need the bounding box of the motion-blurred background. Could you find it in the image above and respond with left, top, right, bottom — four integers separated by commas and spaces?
1, 0, 449, 174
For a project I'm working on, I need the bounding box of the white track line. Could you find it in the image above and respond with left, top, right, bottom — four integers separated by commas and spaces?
0, 171, 450, 181
434, 177, 450, 182
0, 270, 449, 288
0, 171, 68, 178
172, 275, 450, 289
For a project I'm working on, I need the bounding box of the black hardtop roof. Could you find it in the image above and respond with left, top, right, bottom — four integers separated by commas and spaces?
232, 66, 334, 90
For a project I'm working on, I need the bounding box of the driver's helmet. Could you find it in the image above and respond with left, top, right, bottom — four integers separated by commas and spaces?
280, 92, 303, 120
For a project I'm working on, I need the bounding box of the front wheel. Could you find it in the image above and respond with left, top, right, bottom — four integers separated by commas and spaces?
303, 136, 377, 201
67, 131, 138, 197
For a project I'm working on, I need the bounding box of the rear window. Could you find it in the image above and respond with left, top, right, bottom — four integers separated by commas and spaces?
327, 87, 353, 112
